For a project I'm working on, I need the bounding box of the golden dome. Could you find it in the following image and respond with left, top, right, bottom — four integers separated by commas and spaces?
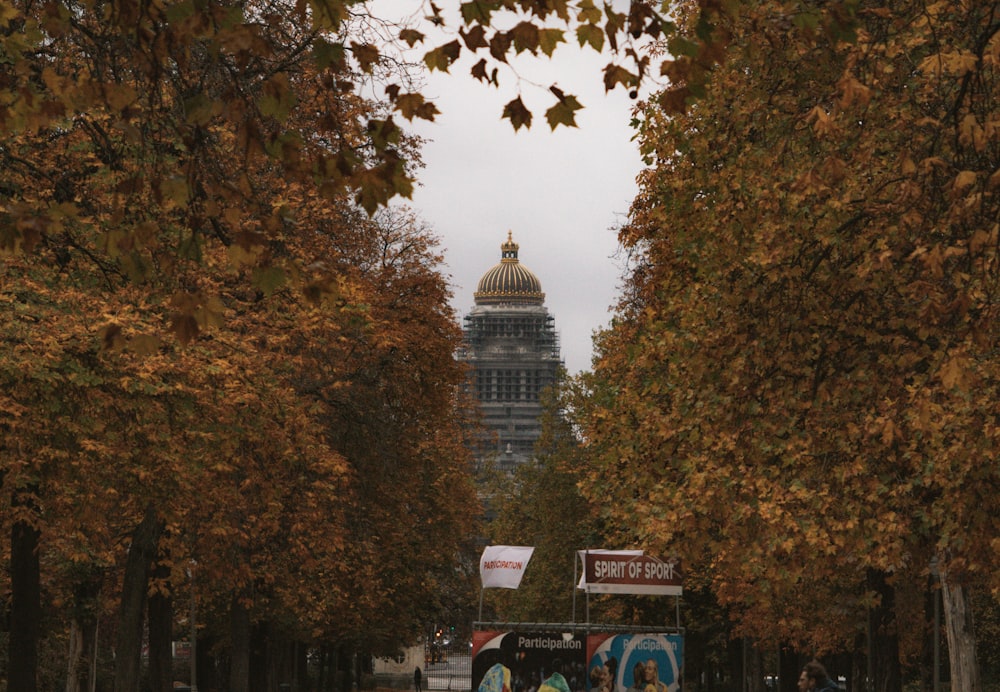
474, 232, 545, 306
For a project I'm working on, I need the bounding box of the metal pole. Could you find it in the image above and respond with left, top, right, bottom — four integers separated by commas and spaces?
572, 552, 578, 623
742, 639, 747, 692
933, 563, 940, 692
191, 564, 199, 692
90, 621, 99, 692
934, 589, 940, 692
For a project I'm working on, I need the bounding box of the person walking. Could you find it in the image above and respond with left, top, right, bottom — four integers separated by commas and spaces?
414, 667, 423, 692
797, 661, 838, 692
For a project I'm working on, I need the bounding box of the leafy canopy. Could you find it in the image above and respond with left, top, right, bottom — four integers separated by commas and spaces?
575, 0, 1000, 658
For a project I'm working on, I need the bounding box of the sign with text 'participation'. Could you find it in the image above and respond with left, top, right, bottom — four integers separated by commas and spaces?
579, 552, 682, 596
587, 633, 683, 692
480, 545, 535, 589
472, 631, 587, 692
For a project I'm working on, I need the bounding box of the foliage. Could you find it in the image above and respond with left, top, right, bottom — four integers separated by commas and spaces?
0, 201, 480, 685
485, 380, 603, 623
576, 0, 1000, 669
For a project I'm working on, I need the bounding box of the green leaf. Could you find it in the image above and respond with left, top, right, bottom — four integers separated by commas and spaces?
538, 28, 564, 57
545, 93, 582, 130
177, 231, 201, 261
308, 0, 347, 31
576, 23, 604, 51
603, 64, 636, 91
667, 35, 700, 58
160, 176, 190, 208
252, 266, 287, 297
366, 118, 401, 150
313, 38, 345, 70
164, 0, 195, 25
460, 0, 495, 25
183, 93, 216, 126
259, 73, 296, 122
423, 40, 461, 72
395, 92, 439, 121
576, 0, 601, 24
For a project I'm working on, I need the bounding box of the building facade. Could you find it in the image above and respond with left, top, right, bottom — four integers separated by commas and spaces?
458, 233, 563, 473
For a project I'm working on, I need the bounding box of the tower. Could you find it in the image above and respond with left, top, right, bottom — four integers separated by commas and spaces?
459, 232, 563, 473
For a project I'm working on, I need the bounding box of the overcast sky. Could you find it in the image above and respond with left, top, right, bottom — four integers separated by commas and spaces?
377, 4, 647, 375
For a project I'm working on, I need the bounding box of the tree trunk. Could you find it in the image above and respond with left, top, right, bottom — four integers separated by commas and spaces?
337, 645, 356, 692
778, 646, 799, 692
66, 619, 85, 692
940, 572, 981, 692
746, 645, 766, 692
866, 568, 902, 692
148, 565, 174, 692
919, 572, 941, 692
9, 489, 41, 692
318, 645, 332, 692
114, 506, 163, 692
298, 641, 311, 692
67, 568, 104, 692
231, 594, 252, 692
250, 621, 271, 692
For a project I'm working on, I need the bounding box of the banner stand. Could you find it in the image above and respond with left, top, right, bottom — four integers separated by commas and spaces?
473, 621, 683, 634
471, 622, 685, 692
476, 546, 685, 691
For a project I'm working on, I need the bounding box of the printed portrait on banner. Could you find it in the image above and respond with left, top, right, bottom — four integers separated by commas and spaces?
585, 634, 683, 692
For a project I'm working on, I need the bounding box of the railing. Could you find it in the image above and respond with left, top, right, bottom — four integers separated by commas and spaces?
424, 653, 472, 691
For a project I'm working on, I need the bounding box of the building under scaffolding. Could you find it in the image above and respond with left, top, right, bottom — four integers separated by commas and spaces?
458, 233, 563, 474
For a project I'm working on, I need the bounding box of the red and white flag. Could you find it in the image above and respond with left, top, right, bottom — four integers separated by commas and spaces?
479, 545, 534, 589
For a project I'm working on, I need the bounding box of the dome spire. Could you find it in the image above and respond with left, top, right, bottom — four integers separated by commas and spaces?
474, 232, 545, 306
501, 231, 518, 261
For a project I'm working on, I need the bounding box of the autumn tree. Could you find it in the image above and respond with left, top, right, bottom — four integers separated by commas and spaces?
0, 0, 494, 683
256, 203, 482, 672
484, 379, 606, 623
1, 200, 480, 692
575, 1, 1000, 690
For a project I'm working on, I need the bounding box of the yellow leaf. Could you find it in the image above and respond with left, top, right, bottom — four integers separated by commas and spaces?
129, 334, 162, 356
0, 0, 19, 27
954, 170, 977, 192
939, 355, 968, 390
159, 176, 190, 208
806, 105, 837, 137
900, 153, 917, 175
836, 73, 871, 109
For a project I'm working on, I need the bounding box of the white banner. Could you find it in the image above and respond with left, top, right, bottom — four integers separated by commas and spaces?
577, 549, 682, 596
576, 549, 643, 590
479, 545, 534, 589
